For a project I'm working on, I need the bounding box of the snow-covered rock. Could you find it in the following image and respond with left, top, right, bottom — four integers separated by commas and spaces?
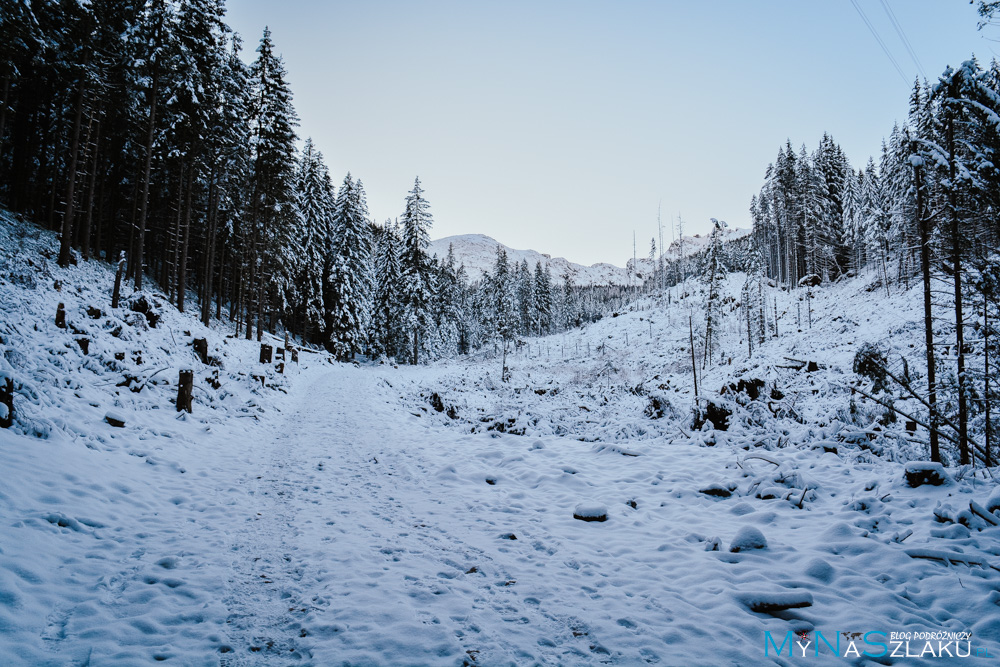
573, 503, 609, 522
104, 410, 126, 428
729, 525, 768, 552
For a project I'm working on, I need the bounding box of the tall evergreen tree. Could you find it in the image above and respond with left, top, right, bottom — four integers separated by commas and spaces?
400, 176, 433, 364
245, 25, 298, 340
325, 173, 372, 360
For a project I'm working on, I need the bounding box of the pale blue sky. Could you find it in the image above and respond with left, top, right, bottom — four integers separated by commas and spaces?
225, 0, 989, 266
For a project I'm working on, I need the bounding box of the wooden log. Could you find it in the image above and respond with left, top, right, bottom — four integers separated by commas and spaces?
176, 369, 193, 413
0, 372, 13, 428
259, 343, 272, 364
970, 501, 1000, 527
193, 338, 208, 365
55, 303, 66, 329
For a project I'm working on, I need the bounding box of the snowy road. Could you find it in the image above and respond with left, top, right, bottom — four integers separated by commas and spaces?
213, 364, 1000, 666
4, 358, 999, 666
220, 366, 608, 665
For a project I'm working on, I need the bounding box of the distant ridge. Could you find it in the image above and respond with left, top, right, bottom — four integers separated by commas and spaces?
428, 229, 751, 287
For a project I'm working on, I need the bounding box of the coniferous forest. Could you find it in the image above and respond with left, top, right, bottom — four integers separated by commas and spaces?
2, 0, 1000, 468
0, 0, 622, 366
5, 3, 1000, 664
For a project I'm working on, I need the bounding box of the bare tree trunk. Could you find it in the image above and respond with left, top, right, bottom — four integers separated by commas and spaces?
914, 162, 940, 463
946, 116, 970, 465
201, 167, 218, 326
178, 165, 194, 312
168, 166, 184, 304
0, 74, 10, 161
82, 114, 101, 261
58, 78, 87, 267
132, 66, 159, 291
986, 298, 992, 466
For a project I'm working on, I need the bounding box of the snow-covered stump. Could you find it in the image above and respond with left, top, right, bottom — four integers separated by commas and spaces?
176, 369, 193, 413
904, 462, 950, 487
0, 371, 13, 428
260, 343, 272, 364
573, 503, 608, 522
193, 338, 208, 365
55, 302, 66, 329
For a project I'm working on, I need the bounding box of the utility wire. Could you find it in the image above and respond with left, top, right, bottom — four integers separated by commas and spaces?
878, 0, 927, 79
849, 0, 908, 84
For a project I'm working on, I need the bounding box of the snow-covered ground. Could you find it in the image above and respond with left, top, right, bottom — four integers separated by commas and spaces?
2, 214, 1000, 665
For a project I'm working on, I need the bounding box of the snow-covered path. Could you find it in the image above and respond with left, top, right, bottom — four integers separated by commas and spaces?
212, 364, 1000, 666
3, 359, 999, 666
219, 366, 596, 665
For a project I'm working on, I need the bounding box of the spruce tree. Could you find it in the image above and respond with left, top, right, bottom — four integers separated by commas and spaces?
400, 176, 433, 364
245, 26, 298, 340
325, 173, 372, 360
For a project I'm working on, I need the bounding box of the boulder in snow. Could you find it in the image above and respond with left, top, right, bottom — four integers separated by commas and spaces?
729, 526, 767, 552
104, 410, 126, 428
573, 503, 608, 522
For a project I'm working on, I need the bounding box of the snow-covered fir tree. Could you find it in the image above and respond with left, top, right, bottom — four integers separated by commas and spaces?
400, 177, 434, 364
324, 173, 372, 360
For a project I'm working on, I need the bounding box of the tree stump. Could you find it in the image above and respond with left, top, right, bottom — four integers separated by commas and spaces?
276, 347, 285, 361
193, 338, 209, 365
260, 343, 272, 364
291, 348, 299, 364
55, 303, 66, 329
77, 337, 89, 354
0, 372, 13, 428
276, 362, 284, 374
177, 369, 193, 413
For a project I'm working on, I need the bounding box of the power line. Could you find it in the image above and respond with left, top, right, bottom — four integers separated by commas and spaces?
878, 0, 927, 80
848, 0, 908, 84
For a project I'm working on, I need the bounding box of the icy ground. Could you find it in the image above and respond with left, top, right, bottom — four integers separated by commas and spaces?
2, 216, 1000, 665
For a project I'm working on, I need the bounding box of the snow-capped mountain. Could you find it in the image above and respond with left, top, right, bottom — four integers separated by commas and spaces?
429, 229, 751, 287
428, 234, 638, 286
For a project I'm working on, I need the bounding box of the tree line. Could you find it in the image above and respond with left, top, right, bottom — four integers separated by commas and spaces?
0, 0, 625, 365
747, 54, 1000, 466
